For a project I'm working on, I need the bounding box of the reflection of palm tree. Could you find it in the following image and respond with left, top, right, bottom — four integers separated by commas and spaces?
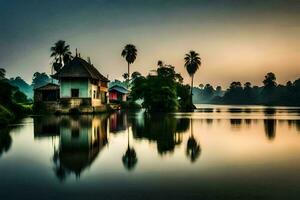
264, 119, 276, 140
122, 128, 137, 170
186, 120, 201, 162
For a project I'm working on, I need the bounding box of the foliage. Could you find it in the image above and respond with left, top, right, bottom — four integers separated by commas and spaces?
50, 40, 72, 72
13, 91, 28, 103
131, 65, 193, 112
193, 72, 300, 106
122, 73, 129, 80
0, 76, 32, 126
131, 71, 141, 79
31, 72, 51, 89
120, 101, 142, 110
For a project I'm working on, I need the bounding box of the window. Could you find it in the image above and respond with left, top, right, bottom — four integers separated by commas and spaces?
71, 89, 79, 97
93, 90, 96, 99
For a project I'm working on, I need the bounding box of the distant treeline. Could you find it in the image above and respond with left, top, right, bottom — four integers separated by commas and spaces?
193, 72, 300, 106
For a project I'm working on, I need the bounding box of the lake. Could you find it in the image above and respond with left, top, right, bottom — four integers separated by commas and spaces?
1, 105, 300, 200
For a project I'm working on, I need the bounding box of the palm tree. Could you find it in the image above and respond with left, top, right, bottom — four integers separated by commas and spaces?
50, 40, 72, 72
121, 44, 137, 80
184, 50, 201, 97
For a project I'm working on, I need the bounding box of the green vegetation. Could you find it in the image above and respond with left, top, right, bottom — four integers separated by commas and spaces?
50, 40, 72, 73
130, 63, 193, 112
0, 69, 32, 126
193, 72, 300, 106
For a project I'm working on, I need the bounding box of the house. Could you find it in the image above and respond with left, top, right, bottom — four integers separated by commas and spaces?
52, 56, 109, 108
34, 83, 60, 111
34, 83, 59, 103
109, 80, 129, 102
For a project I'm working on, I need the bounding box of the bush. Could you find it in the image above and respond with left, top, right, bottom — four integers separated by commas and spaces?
120, 101, 142, 110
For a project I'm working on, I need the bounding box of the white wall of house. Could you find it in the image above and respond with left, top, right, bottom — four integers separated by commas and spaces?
60, 79, 89, 98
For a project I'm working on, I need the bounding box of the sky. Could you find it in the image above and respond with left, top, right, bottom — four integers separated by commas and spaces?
1, 0, 300, 88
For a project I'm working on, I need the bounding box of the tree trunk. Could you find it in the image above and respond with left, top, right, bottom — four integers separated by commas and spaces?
191, 75, 194, 99
191, 75, 194, 94
127, 62, 130, 81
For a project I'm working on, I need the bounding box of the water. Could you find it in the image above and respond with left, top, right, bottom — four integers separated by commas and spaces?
1, 105, 300, 200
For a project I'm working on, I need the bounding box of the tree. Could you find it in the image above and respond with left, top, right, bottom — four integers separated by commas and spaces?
131, 65, 190, 112
13, 91, 28, 103
122, 73, 129, 80
157, 60, 164, 67
216, 86, 222, 96
131, 71, 141, 79
203, 84, 214, 99
263, 72, 277, 89
121, 44, 137, 81
32, 72, 51, 89
199, 83, 204, 89
0, 68, 5, 80
184, 50, 201, 97
50, 40, 72, 72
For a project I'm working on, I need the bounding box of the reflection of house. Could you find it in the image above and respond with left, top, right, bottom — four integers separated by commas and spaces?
109, 80, 129, 102
109, 111, 127, 133
52, 56, 109, 107
33, 116, 61, 138
54, 115, 108, 178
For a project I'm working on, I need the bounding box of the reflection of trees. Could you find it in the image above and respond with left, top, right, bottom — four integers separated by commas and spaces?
0, 129, 12, 158
287, 120, 300, 132
131, 113, 189, 155
264, 108, 276, 115
244, 119, 252, 125
228, 108, 243, 113
264, 119, 276, 140
52, 115, 108, 181
186, 120, 201, 163
230, 119, 242, 129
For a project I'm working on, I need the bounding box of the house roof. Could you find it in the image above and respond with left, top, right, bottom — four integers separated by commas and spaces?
109, 85, 129, 94
52, 57, 109, 82
34, 83, 59, 91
